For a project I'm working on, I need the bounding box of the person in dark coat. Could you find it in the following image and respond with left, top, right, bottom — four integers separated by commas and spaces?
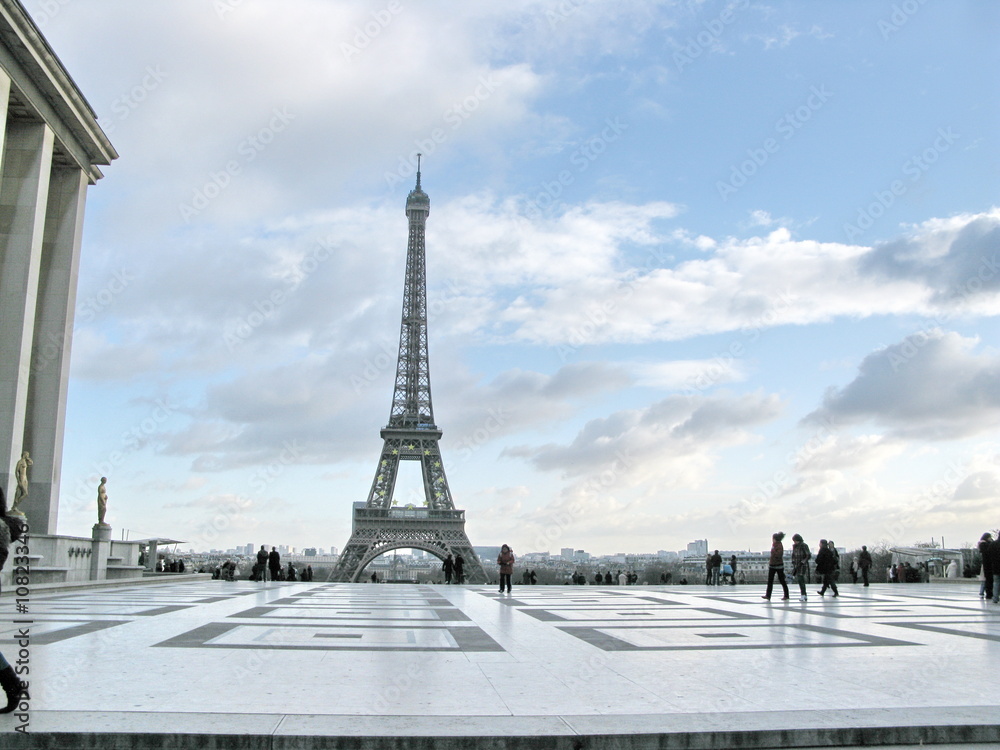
443, 553, 454, 584
858, 545, 872, 587
815, 539, 839, 597
979, 534, 994, 600
762, 531, 789, 601
268, 547, 281, 581
790, 533, 811, 601
710, 550, 723, 586
454, 554, 464, 584
256, 544, 269, 582
829, 540, 841, 582
497, 544, 515, 594
984, 535, 1000, 604
0, 488, 27, 712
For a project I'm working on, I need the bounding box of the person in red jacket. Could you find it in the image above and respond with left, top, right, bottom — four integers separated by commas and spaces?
762, 531, 789, 601
497, 544, 515, 594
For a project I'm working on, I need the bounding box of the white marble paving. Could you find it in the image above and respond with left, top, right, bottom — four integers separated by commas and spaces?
2, 579, 1000, 739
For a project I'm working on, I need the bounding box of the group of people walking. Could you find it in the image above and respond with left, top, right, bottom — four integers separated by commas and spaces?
762, 532, 873, 602
705, 550, 741, 586
441, 552, 466, 584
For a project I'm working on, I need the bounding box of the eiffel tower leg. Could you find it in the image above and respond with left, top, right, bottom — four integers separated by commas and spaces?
329, 507, 489, 583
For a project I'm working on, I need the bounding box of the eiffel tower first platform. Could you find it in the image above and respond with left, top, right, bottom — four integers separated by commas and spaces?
330, 159, 488, 584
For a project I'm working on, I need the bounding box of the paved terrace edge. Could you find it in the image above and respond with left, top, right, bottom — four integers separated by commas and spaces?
6, 706, 999, 749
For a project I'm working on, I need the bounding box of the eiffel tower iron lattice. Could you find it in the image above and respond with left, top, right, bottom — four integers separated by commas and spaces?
330, 158, 488, 584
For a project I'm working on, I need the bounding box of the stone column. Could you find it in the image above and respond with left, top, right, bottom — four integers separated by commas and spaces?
90, 523, 111, 580
22, 166, 89, 535
0, 112, 55, 513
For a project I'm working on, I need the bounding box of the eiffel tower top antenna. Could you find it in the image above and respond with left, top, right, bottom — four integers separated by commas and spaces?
416, 152, 421, 189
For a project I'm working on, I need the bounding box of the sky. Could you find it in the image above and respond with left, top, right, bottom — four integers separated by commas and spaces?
23, 0, 1000, 557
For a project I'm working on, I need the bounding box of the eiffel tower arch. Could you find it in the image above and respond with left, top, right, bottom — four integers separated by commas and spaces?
331, 158, 488, 584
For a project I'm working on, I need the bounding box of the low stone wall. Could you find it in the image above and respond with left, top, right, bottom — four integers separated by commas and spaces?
0, 533, 144, 590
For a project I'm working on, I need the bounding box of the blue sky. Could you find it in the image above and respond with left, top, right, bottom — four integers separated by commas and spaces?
25, 0, 1000, 556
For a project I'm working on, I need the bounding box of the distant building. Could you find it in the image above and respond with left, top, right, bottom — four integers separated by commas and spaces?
685, 539, 709, 558
561, 547, 574, 560
474, 546, 502, 562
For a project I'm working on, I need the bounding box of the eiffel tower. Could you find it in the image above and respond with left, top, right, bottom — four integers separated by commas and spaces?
331, 158, 488, 584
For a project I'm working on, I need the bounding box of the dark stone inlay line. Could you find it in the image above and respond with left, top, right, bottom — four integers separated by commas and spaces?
697, 632, 748, 638
136, 605, 192, 616
635, 596, 686, 605
226, 606, 469, 621
313, 633, 363, 639
153, 622, 505, 652
30, 620, 132, 645
888, 621, 1000, 643
522, 609, 566, 621
556, 622, 919, 651
801, 603, 999, 619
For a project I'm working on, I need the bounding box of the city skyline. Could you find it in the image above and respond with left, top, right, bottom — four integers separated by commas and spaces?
22, 1, 1000, 558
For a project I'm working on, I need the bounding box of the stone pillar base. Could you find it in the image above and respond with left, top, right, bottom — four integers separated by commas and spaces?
91, 523, 111, 579
92, 523, 112, 542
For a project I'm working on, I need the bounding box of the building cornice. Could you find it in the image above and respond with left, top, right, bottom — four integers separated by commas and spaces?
0, 0, 117, 181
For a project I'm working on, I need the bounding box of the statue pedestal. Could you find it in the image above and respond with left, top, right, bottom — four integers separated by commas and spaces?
90, 523, 112, 579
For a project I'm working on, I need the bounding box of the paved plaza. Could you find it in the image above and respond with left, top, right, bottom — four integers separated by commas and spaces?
2, 579, 1000, 748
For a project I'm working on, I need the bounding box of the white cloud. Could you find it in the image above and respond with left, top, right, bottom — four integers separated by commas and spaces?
806, 330, 1000, 440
